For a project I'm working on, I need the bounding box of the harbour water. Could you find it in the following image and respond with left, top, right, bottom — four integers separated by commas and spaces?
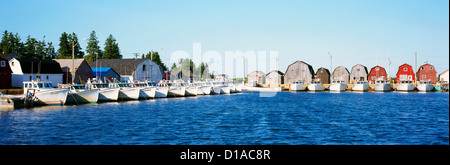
0, 91, 448, 145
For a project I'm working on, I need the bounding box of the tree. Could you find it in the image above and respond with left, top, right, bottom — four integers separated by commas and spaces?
45, 42, 56, 59
0, 30, 23, 55
84, 30, 102, 63
143, 51, 168, 71
22, 35, 38, 59
68, 32, 84, 58
57, 32, 71, 59
103, 34, 121, 59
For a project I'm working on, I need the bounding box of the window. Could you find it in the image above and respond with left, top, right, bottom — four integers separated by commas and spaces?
430, 66, 433, 70
408, 75, 412, 80
375, 67, 379, 71
46, 75, 49, 80
404, 67, 408, 71
1, 61, 5, 67
143, 65, 146, 71
372, 76, 376, 80
422, 75, 426, 78
356, 69, 360, 72
421, 67, 424, 70
30, 76, 32, 80
11, 62, 14, 66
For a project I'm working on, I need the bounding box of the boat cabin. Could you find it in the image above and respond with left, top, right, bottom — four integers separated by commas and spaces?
292, 81, 304, 84
23, 81, 54, 94
418, 81, 432, 85
355, 81, 369, 84
376, 80, 390, 84
109, 83, 132, 88
399, 80, 414, 84
332, 80, 346, 84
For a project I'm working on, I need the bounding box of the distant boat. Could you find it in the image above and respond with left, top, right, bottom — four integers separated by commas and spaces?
396, 80, 416, 92
290, 80, 307, 91
417, 81, 434, 92
165, 81, 186, 97
374, 80, 392, 92
86, 83, 120, 102
131, 82, 155, 99
352, 81, 369, 92
329, 80, 346, 92
206, 81, 221, 94
194, 82, 212, 95
435, 81, 449, 92
23, 81, 69, 105
218, 81, 231, 94
308, 80, 325, 91
109, 83, 140, 100
63, 84, 99, 104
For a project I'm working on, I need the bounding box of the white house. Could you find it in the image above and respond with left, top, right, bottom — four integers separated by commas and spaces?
9, 58, 64, 87
439, 69, 449, 82
90, 59, 164, 83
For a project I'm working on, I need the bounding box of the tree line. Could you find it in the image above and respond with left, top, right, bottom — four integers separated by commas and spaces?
0, 30, 168, 71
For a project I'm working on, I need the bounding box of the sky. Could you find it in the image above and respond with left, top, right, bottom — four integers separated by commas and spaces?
1, 0, 448, 78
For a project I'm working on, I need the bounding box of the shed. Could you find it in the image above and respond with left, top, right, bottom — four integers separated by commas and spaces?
416, 63, 437, 83
330, 66, 350, 84
350, 64, 368, 83
368, 65, 387, 83
53, 59, 93, 84
265, 70, 284, 85
396, 63, 415, 83
315, 67, 330, 84
0, 57, 12, 89
439, 69, 449, 82
92, 67, 121, 83
9, 58, 63, 87
248, 71, 265, 84
90, 59, 163, 83
284, 61, 314, 84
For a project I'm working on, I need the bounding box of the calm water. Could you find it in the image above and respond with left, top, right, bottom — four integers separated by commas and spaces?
0, 91, 448, 145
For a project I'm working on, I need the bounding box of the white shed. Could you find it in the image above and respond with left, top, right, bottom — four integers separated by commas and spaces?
9, 58, 64, 87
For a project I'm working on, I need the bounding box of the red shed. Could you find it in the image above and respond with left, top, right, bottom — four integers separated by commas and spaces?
416, 63, 437, 84
396, 63, 415, 83
0, 57, 12, 89
163, 71, 171, 80
368, 65, 387, 83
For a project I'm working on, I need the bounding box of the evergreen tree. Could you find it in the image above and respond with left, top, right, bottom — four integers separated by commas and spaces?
23, 35, 38, 59
0, 30, 23, 55
45, 42, 56, 59
57, 32, 71, 59
68, 32, 84, 58
143, 51, 168, 71
84, 30, 102, 63
103, 34, 121, 59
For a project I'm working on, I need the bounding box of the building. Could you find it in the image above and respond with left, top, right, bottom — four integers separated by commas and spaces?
396, 63, 415, 83
315, 67, 330, 84
330, 66, 350, 84
53, 59, 93, 84
368, 65, 387, 83
92, 67, 121, 83
0, 53, 19, 61
416, 63, 437, 83
9, 58, 63, 87
439, 69, 449, 82
0, 57, 12, 89
349, 64, 368, 83
90, 59, 164, 83
284, 61, 314, 84
247, 71, 266, 84
265, 70, 284, 85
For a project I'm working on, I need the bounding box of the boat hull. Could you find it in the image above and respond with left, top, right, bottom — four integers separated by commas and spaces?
290, 84, 307, 91
374, 84, 392, 92
33, 88, 69, 105
155, 87, 168, 98
352, 84, 369, 91
197, 86, 212, 95
220, 86, 230, 94
98, 88, 119, 102
168, 87, 186, 97
118, 88, 140, 100
139, 87, 156, 99
307, 84, 325, 91
329, 84, 346, 91
66, 89, 99, 104
417, 84, 434, 92
397, 84, 416, 92
185, 87, 198, 96
211, 86, 221, 94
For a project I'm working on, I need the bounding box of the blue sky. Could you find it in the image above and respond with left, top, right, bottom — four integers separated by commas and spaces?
1, 0, 448, 78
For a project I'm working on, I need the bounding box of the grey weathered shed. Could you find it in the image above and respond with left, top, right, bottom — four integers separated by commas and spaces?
350, 64, 369, 83
53, 59, 93, 84
247, 71, 266, 84
284, 61, 314, 84
331, 66, 350, 84
265, 70, 284, 84
315, 67, 330, 84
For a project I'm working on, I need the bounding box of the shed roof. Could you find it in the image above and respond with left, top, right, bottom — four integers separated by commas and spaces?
16, 58, 63, 74
92, 67, 120, 77
90, 59, 148, 75
266, 70, 284, 76
285, 60, 315, 76
53, 59, 89, 72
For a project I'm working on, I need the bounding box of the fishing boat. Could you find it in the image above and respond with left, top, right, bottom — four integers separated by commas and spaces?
307, 80, 325, 91
227, 81, 237, 93
219, 82, 231, 94
396, 80, 416, 92
147, 82, 168, 98
86, 83, 120, 102
235, 83, 243, 93
23, 81, 69, 105
108, 83, 140, 100
417, 81, 434, 92
132, 82, 155, 99
165, 81, 186, 97
374, 80, 392, 92
329, 80, 346, 92
207, 81, 221, 94
182, 82, 198, 96
194, 82, 212, 95
435, 81, 449, 92
63, 85, 99, 104
352, 81, 370, 92
290, 81, 307, 91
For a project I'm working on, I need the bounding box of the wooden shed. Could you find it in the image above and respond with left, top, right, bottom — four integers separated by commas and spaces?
92, 67, 121, 83
350, 64, 368, 83
0, 57, 12, 89
396, 63, 415, 83
330, 66, 350, 84
265, 70, 284, 85
90, 59, 164, 83
439, 69, 449, 82
54, 59, 93, 84
9, 58, 63, 87
416, 63, 437, 83
368, 65, 387, 83
247, 71, 265, 84
315, 67, 330, 84
284, 61, 314, 84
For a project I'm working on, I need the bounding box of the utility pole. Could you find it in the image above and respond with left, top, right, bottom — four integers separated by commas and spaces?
72, 40, 76, 84
133, 53, 139, 59
387, 56, 391, 82
150, 50, 153, 61
415, 51, 417, 83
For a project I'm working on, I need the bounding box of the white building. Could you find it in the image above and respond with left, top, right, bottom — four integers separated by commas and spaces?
439, 69, 449, 82
90, 59, 164, 83
9, 58, 64, 87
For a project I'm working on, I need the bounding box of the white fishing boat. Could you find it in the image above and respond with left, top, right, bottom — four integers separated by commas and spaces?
290, 81, 307, 91
164, 81, 186, 97
180, 82, 198, 96
417, 81, 434, 92
63, 85, 99, 104
23, 81, 69, 105
235, 83, 243, 93
374, 80, 392, 92
396, 80, 416, 92
307, 80, 325, 91
147, 81, 168, 98
109, 83, 140, 100
219, 82, 231, 94
86, 83, 119, 102
207, 81, 221, 94
329, 80, 347, 92
352, 81, 370, 92
227, 81, 237, 93
194, 82, 212, 95
132, 82, 155, 99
